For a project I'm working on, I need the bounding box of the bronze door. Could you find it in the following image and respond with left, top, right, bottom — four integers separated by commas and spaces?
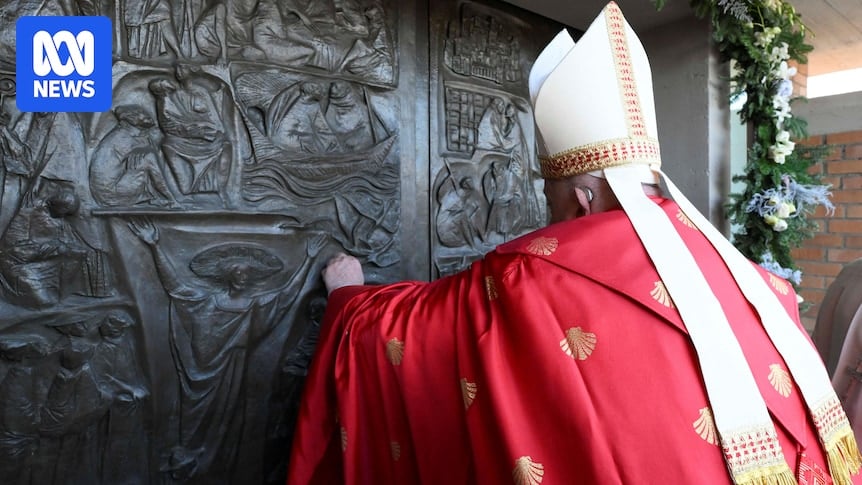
0, 0, 560, 482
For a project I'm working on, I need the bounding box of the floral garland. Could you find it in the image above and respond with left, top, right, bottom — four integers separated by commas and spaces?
655, 0, 833, 290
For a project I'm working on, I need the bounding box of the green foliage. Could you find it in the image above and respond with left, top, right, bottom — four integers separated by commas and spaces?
681, 0, 830, 289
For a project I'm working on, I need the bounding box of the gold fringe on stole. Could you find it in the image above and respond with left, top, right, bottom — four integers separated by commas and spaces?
733, 464, 796, 485
825, 428, 862, 485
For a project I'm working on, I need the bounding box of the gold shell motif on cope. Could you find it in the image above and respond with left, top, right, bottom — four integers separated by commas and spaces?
390, 441, 401, 461
460, 378, 477, 410
675, 209, 697, 229
768, 364, 792, 398
513, 456, 545, 485
650, 280, 675, 308
768, 273, 790, 295
341, 426, 348, 451
386, 338, 405, 365
526, 236, 559, 256
485, 276, 499, 301
693, 407, 718, 445
560, 327, 597, 361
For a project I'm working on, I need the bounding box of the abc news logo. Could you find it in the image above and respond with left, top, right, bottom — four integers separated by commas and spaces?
16, 16, 112, 112
33, 30, 97, 98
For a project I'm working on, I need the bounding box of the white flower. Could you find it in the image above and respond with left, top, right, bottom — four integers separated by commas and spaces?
755, 29, 776, 48
775, 130, 795, 149
777, 79, 793, 98
771, 43, 790, 63
777, 60, 797, 79
769, 130, 796, 164
763, 213, 789, 231
776, 201, 796, 218
772, 98, 792, 124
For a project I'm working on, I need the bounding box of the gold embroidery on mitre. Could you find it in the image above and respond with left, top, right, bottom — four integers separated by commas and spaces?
390, 441, 401, 461
606, 3, 647, 139
385, 338, 404, 365
768, 273, 790, 295
540, 138, 660, 179
512, 456, 544, 485
768, 364, 793, 398
811, 395, 862, 485
560, 327, 597, 361
526, 236, 558, 256
693, 407, 718, 445
340, 426, 348, 452
461, 378, 477, 410
675, 209, 697, 229
650, 281, 675, 308
485, 276, 498, 301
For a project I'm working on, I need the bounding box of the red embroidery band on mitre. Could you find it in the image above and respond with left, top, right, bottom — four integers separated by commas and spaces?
540, 138, 660, 179
605, 2, 647, 139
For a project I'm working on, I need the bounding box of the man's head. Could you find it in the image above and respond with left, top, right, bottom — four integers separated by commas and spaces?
46, 189, 80, 218
114, 105, 155, 128
174, 63, 200, 82
149, 77, 177, 97
100, 310, 135, 338
300, 82, 324, 100
189, 244, 284, 290
227, 263, 251, 291
329, 81, 351, 100
529, 3, 663, 224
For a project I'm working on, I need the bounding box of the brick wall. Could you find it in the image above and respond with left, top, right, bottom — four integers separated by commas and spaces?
791, 129, 862, 330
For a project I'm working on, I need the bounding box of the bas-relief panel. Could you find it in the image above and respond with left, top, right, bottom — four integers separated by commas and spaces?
431, 1, 557, 277
0, 0, 400, 483
0, 0, 560, 482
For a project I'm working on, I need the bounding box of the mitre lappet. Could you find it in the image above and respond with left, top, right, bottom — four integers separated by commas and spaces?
529, 2, 861, 484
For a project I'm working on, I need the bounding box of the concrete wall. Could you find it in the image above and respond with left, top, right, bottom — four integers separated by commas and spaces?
795, 92, 862, 136
641, 15, 731, 228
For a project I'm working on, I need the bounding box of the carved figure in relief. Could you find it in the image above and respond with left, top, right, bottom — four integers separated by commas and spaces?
125, 0, 182, 59
90, 105, 178, 208
0, 107, 34, 237
0, 189, 106, 308
436, 168, 486, 250
264, 295, 327, 484
341, 4, 392, 80
182, 0, 228, 63
242, 0, 316, 64
129, 219, 326, 481
149, 64, 231, 201
91, 310, 151, 483
482, 158, 523, 243
0, 336, 52, 484
324, 81, 374, 151
239, 0, 394, 84
476, 97, 506, 150
266, 81, 339, 154
476, 98, 524, 154
40, 331, 107, 485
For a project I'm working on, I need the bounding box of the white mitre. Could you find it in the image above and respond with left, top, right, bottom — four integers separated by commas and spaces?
530, 3, 658, 184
